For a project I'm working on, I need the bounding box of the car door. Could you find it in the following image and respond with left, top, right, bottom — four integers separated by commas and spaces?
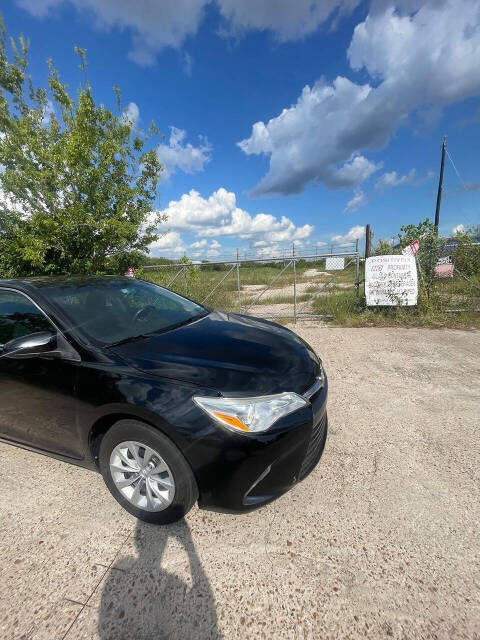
0, 288, 84, 459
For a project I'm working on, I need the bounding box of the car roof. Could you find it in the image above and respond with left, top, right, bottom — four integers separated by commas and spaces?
0, 275, 134, 293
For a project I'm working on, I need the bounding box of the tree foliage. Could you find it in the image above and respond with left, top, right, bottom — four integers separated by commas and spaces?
396, 218, 435, 249
397, 218, 442, 299
0, 18, 164, 277
372, 238, 396, 256
452, 225, 480, 277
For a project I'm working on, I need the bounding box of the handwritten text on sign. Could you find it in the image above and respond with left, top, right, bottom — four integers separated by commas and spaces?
365, 255, 418, 306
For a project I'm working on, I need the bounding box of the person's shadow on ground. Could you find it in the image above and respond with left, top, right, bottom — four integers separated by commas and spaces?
97, 519, 222, 640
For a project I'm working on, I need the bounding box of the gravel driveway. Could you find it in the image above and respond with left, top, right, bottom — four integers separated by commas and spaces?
1, 327, 479, 639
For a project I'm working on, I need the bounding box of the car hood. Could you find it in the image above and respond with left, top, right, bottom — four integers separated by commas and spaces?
110, 311, 320, 396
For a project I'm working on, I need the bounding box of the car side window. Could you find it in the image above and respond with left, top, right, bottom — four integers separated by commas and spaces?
0, 290, 54, 347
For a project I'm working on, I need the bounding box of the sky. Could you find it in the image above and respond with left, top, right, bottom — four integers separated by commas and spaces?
2, 0, 480, 260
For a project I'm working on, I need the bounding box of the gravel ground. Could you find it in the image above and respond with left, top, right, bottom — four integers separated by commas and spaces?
1, 327, 479, 639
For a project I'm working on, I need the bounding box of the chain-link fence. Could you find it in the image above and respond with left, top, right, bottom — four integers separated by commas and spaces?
140, 244, 361, 320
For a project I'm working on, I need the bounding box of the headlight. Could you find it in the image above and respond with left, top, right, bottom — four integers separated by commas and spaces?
193, 392, 308, 434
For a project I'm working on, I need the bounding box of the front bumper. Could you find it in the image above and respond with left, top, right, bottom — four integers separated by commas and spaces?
195, 376, 328, 513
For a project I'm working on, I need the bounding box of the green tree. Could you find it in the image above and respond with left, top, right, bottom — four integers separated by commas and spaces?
452, 225, 480, 278
397, 217, 435, 249
398, 217, 443, 301
0, 18, 164, 277
372, 238, 397, 256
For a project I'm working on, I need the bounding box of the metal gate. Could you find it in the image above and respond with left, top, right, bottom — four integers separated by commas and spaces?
141, 245, 361, 321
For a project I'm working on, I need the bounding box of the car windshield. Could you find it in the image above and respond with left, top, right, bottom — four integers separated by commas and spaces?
39, 278, 207, 346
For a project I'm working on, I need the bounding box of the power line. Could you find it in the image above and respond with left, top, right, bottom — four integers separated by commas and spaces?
445, 147, 464, 185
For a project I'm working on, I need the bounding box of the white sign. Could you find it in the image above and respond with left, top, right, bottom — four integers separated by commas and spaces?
365, 255, 418, 306
402, 239, 420, 257
325, 257, 345, 271
435, 256, 454, 278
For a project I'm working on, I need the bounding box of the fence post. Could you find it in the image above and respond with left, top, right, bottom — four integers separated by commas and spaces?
355, 239, 360, 297
293, 243, 297, 322
237, 262, 241, 312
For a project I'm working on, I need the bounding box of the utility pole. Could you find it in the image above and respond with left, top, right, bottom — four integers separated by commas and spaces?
434, 136, 447, 234
365, 223, 371, 258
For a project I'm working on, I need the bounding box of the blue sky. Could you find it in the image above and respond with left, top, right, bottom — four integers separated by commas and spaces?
3, 0, 480, 259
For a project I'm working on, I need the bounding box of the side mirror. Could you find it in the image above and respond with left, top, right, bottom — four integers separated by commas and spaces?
1, 331, 58, 359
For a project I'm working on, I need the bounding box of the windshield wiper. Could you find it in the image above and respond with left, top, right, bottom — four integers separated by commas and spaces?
105, 311, 209, 348
148, 311, 209, 337
105, 334, 150, 348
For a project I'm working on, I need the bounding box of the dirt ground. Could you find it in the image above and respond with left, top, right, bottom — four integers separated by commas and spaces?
1, 327, 479, 639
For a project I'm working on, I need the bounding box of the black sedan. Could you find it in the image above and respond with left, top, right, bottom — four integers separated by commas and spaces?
0, 276, 327, 524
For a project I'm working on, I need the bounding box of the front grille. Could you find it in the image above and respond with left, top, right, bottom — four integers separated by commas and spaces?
298, 413, 327, 481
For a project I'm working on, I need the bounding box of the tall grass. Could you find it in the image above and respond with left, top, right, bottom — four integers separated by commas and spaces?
313, 287, 479, 328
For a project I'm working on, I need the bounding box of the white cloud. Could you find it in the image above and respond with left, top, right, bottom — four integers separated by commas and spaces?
18, 0, 208, 66
331, 225, 365, 246
149, 188, 314, 245
375, 169, 416, 190
157, 127, 211, 181
149, 230, 186, 255
343, 168, 436, 212
18, 0, 360, 65
293, 225, 314, 240
189, 239, 207, 249
122, 101, 140, 125
188, 239, 223, 259
217, 0, 360, 42
256, 245, 281, 258
344, 190, 369, 213
332, 155, 382, 189
452, 224, 465, 235
203, 240, 223, 258
375, 168, 434, 190
239, 1, 480, 196
58, 98, 208, 183
238, 79, 382, 195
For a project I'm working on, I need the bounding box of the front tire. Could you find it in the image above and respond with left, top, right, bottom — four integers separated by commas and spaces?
99, 419, 198, 524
